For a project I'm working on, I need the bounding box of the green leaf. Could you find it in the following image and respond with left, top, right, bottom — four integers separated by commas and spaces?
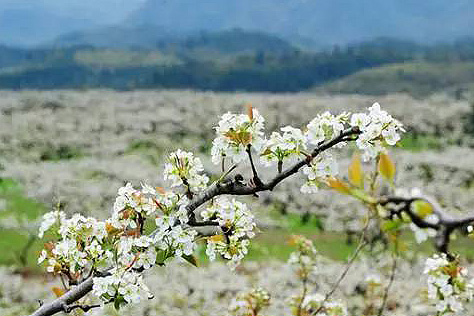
182, 254, 198, 267
155, 248, 174, 266
413, 200, 433, 219
381, 219, 403, 232
114, 295, 126, 311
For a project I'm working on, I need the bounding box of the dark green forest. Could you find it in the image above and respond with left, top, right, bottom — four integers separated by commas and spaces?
2, 31, 474, 94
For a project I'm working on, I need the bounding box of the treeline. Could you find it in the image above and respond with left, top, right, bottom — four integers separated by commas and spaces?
1, 36, 474, 91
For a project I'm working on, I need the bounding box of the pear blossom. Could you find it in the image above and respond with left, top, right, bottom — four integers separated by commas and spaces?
38, 210, 65, 238
211, 108, 266, 165
260, 125, 307, 167
424, 253, 474, 314
300, 153, 338, 194
163, 149, 209, 192
305, 111, 347, 146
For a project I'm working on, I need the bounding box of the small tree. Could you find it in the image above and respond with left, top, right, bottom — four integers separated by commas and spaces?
31, 103, 474, 316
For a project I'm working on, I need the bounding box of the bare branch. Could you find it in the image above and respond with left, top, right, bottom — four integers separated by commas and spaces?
30, 276, 95, 316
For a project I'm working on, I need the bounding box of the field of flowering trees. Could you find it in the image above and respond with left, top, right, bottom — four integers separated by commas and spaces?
0, 90, 474, 316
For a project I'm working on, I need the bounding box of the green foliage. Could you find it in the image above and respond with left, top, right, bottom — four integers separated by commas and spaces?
39, 144, 84, 161
319, 62, 474, 96
398, 133, 443, 151
0, 179, 46, 269
4, 37, 474, 93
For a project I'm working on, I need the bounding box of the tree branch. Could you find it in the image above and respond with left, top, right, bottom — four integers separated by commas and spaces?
30, 276, 95, 316
30, 126, 361, 316
186, 126, 361, 215
379, 195, 474, 253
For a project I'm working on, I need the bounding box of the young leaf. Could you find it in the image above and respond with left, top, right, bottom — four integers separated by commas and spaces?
246, 103, 253, 121
413, 200, 433, 218
348, 152, 363, 187
208, 234, 225, 243
326, 177, 352, 195
51, 287, 65, 297
378, 152, 396, 182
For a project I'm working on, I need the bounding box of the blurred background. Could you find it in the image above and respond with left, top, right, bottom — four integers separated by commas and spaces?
0, 0, 474, 95
1, 1, 474, 315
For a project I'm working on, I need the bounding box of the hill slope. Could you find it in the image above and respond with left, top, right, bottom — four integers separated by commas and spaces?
317, 62, 474, 96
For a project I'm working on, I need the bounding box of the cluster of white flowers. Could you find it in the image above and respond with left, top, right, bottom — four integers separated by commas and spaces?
300, 153, 339, 194
92, 269, 153, 305
229, 287, 271, 316
111, 182, 157, 229
352, 103, 405, 161
163, 149, 209, 192
298, 293, 348, 316
306, 111, 347, 146
202, 197, 256, 268
424, 253, 474, 314
38, 210, 66, 238
211, 108, 266, 165
287, 235, 318, 278
37, 211, 112, 276
260, 126, 307, 168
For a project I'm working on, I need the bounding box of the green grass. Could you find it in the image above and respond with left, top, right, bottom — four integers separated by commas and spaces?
398, 133, 443, 151
0, 178, 46, 270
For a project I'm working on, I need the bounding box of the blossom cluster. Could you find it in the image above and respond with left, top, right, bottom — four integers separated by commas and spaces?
260, 126, 307, 168
352, 102, 405, 161
287, 235, 318, 275
202, 197, 256, 268
211, 108, 266, 165
37, 211, 111, 277
36, 148, 257, 308
286, 236, 347, 316
229, 287, 271, 316
163, 149, 209, 193
296, 293, 348, 316
210, 103, 403, 195
424, 253, 474, 314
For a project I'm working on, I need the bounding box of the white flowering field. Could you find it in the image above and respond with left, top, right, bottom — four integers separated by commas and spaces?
0, 90, 474, 316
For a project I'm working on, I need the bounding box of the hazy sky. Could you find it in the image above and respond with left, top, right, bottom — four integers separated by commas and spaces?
0, 0, 146, 23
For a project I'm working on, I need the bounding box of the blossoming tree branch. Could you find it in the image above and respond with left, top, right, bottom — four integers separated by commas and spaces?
31, 103, 474, 316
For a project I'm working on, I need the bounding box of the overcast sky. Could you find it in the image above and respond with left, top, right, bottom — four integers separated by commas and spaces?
0, 0, 146, 23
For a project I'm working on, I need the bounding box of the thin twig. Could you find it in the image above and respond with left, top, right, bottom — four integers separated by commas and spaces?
377, 246, 398, 316
246, 144, 263, 187
312, 217, 370, 315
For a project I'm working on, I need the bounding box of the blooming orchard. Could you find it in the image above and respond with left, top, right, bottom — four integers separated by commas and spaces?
33, 101, 471, 316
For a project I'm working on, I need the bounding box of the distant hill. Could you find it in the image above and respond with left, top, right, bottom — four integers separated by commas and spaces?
51, 25, 176, 49
2, 37, 474, 95
126, 0, 474, 48
52, 28, 296, 56
317, 62, 474, 96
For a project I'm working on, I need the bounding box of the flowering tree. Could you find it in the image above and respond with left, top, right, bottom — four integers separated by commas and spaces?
31, 103, 474, 316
